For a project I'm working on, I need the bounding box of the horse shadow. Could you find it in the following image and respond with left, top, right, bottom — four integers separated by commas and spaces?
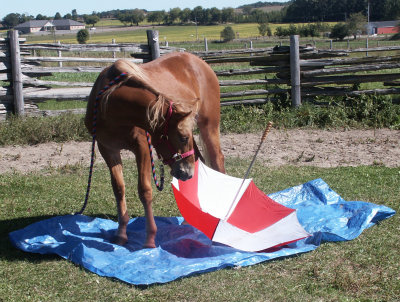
1, 214, 229, 263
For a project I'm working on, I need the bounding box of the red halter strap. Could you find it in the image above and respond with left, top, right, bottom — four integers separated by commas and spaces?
153, 101, 195, 166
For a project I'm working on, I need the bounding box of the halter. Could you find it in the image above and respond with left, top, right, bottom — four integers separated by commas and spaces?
151, 101, 195, 166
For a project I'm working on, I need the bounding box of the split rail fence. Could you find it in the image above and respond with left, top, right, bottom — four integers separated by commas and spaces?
1, 30, 400, 120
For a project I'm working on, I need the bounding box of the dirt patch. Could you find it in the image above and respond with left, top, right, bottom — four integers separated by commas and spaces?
0, 129, 399, 174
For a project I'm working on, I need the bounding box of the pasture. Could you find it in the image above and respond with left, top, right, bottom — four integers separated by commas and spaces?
21, 22, 343, 45
0, 159, 399, 301
1, 24, 399, 301
21, 21, 400, 53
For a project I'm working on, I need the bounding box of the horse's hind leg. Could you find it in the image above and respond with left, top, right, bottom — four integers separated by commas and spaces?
97, 142, 130, 245
197, 118, 225, 173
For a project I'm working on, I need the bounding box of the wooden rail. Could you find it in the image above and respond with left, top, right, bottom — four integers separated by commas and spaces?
1, 31, 400, 120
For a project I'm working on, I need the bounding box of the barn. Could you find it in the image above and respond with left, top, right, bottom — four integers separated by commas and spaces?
14, 19, 85, 34
14, 20, 54, 34
367, 21, 400, 35
52, 19, 86, 31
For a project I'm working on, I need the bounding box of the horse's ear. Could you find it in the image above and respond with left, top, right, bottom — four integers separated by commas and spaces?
174, 109, 192, 121
172, 100, 197, 121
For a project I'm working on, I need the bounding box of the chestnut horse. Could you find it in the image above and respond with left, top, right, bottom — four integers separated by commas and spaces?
85, 52, 225, 248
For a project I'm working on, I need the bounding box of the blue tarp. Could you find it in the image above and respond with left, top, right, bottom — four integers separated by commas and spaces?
9, 178, 395, 285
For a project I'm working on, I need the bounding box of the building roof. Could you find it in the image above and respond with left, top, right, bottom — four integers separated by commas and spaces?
14, 19, 85, 29
52, 19, 85, 26
14, 20, 53, 28
369, 20, 399, 28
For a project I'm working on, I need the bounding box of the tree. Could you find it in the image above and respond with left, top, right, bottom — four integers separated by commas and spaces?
384, 0, 400, 20
54, 12, 62, 20
117, 9, 144, 26
220, 26, 235, 42
347, 12, 366, 39
35, 14, 47, 20
64, 13, 72, 19
191, 6, 203, 24
19, 14, 33, 24
72, 9, 78, 21
251, 9, 267, 24
147, 11, 165, 25
167, 7, 181, 24
221, 8, 235, 23
290, 24, 299, 35
258, 23, 268, 37
179, 8, 191, 23
83, 14, 100, 27
275, 26, 288, 38
209, 7, 221, 24
2, 13, 20, 28
76, 29, 89, 44
330, 23, 349, 41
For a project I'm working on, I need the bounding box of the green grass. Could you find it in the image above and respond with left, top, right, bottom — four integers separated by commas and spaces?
22, 22, 333, 44
0, 161, 398, 301
1, 96, 399, 146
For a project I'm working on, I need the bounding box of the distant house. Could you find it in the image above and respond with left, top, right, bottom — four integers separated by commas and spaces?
367, 21, 400, 35
14, 20, 54, 34
14, 19, 85, 33
52, 19, 86, 31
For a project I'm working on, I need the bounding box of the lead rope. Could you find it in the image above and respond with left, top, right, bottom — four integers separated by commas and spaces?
75, 72, 128, 215
146, 132, 165, 191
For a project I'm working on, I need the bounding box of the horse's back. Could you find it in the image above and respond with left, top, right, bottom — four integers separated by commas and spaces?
141, 52, 220, 112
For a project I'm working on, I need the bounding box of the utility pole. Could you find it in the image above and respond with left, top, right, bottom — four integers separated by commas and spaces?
366, 0, 370, 56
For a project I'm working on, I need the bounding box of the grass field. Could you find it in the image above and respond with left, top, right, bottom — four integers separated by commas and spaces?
22, 22, 345, 44
0, 160, 398, 301
1, 20, 399, 301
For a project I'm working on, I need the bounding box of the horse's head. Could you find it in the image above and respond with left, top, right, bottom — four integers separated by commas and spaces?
151, 101, 196, 181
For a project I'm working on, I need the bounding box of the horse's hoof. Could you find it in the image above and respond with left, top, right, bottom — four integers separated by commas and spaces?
142, 242, 156, 249
113, 235, 128, 246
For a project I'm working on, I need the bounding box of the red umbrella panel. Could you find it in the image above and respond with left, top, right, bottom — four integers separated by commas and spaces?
172, 161, 310, 252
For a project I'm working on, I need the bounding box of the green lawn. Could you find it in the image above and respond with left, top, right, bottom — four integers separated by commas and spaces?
0, 160, 398, 301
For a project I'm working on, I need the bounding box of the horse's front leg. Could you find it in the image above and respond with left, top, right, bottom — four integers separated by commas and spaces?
133, 130, 157, 248
98, 143, 130, 245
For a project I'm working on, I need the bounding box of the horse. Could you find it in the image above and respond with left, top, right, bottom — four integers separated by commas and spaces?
85, 52, 225, 248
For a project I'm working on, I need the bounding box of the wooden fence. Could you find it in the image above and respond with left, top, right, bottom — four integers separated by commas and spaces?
1, 30, 400, 120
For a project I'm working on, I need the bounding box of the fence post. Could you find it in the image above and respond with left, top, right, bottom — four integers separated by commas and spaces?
290, 35, 301, 107
112, 39, 116, 59
204, 37, 208, 52
146, 30, 160, 60
57, 41, 63, 67
8, 30, 24, 116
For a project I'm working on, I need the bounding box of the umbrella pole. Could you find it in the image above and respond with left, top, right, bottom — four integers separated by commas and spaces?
224, 121, 274, 220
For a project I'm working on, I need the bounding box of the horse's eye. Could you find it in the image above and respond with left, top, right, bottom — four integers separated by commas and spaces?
180, 136, 189, 144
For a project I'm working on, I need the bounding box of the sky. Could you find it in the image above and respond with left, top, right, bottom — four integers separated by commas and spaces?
2, 0, 287, 19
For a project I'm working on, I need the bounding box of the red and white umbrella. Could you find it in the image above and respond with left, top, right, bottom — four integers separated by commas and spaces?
172, 161, 310, 252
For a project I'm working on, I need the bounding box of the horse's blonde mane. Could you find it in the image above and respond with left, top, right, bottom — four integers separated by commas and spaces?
101, 59, 149, 104
100, 59, 199, 130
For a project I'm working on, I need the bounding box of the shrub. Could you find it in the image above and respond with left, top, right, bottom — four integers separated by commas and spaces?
330, 23, 349, 41
220, 26, 235, 42
76, 29, 89, 44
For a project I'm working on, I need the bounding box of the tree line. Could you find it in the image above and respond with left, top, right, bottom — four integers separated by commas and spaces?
2, 0, 400, 30
284, 0, 400, 22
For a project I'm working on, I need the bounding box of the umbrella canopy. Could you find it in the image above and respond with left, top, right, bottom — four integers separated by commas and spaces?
172, 161, 310, 252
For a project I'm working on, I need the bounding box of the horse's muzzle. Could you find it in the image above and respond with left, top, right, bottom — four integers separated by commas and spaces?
171, 162, 194, 181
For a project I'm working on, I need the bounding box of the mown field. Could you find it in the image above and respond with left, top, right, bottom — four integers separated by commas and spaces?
0, 159, 399, 301
0, 22, 399, 301
20, 21, 336, 45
